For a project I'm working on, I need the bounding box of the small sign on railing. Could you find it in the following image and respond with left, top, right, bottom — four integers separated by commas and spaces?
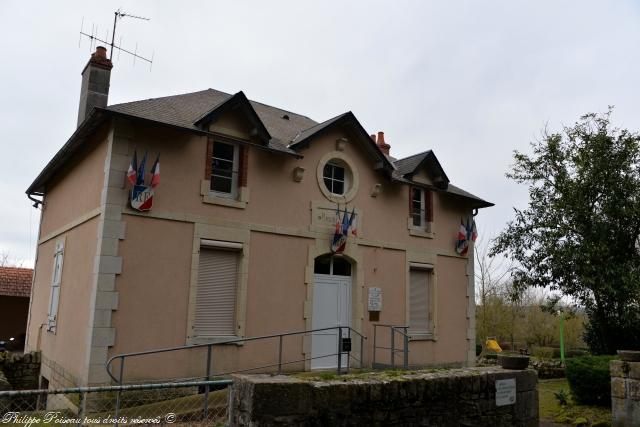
341, 337, 352, 352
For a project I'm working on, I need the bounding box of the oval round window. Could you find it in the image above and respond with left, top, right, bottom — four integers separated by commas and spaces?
316, 152, 359, 203
322, 159, 351, 196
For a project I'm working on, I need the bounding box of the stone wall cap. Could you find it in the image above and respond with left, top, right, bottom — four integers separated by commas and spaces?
233, 367, 537, 387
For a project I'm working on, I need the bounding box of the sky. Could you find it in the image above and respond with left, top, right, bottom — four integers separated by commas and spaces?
1, 0, 640, 267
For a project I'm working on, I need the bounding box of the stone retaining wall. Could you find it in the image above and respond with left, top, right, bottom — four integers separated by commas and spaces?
0, 369, 10, 414
0, 351, 40, 390
230, 367, 538, 426
611, 360, 640, 427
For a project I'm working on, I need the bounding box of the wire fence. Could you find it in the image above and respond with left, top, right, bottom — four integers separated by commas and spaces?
0, 379, 231, 426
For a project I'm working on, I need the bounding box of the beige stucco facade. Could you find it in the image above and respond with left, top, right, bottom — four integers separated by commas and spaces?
27, 100, 487, 387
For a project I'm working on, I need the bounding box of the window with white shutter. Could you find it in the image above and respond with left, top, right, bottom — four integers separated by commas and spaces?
194, 248, 239, 338
409, 187, 433, 232
409, 268, 431, 335
47, 241, 64, 332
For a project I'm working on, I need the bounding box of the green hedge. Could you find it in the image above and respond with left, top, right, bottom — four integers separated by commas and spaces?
565, 355, 615, 406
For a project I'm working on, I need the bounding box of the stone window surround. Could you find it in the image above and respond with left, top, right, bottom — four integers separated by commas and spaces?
408, 187, 434, 239
201, 136, 250, 209
200, 180, 249, 209
210, 141, 240, 197
406, 259, 438, 341
185, 223, 250, 345
316, 151, 360, 204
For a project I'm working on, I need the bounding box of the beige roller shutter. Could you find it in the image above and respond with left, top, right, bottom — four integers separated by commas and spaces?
195, 248, 239, 337
409, 269, 430, 334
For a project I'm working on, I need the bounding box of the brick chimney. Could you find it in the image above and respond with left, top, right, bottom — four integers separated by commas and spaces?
77, 46, 113, 127
376, 131, 391, 156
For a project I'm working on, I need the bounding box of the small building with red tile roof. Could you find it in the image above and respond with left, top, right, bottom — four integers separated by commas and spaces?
0, 266, 33, 351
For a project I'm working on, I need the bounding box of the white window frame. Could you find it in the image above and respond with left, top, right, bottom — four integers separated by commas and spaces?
408, 187, 433, 237
411, 188, 426, 228
47, 240, 64, 333
408, 265, 434, 338
323, 162, 349, 196
210, 141, 239, 199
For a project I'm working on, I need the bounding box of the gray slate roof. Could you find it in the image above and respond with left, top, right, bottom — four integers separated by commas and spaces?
108, 89, 318, 154
393, 150, 433, 176
289, 112, 350, 146
28, 88, 493, 208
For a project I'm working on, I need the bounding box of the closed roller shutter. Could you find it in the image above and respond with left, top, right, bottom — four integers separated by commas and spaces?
195, 248, 238, 337
409, 269, 430, 334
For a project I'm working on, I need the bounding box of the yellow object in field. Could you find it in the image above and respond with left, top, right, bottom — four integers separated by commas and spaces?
485, 339, 502, 353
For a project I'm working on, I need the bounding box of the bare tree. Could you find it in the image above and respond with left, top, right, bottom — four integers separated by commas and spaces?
475, 236, 513, 343
0, 251, 10, 268
0, 250, 23, 268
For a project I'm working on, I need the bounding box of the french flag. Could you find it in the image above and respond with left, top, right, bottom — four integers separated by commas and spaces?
150, 155, 160, 188
470, 219, 478, 242
458, 220, 467, 241
456, 219, 469, 255
136, 152, 148, 186
127, 151, 138, 186
349, 208, 358, 237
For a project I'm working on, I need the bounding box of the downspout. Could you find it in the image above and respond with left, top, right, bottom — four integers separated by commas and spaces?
27, 191, 44, 209
24, 190, 45, 353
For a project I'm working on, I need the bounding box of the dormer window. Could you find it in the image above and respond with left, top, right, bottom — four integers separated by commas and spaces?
411, 188, 426, 227
323, 161, 350, 195
202, 138, 249, 208
210, 141, 239, 197
409, 187, 433, 236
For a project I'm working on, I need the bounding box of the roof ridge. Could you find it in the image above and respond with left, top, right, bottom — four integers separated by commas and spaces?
393, 150, 433, 164
289, 112, 351, 145
245, 97, 316, 123
0, 266, 32, 271
108, 88, 230, 108
109, 87, 318, 124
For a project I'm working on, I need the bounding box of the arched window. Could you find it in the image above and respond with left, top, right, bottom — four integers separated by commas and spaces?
314, 255, 352, 276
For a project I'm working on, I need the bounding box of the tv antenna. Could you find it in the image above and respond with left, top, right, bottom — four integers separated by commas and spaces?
79, 9, 154, 70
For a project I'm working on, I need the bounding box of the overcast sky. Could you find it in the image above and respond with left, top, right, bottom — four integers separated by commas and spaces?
1, 1, 640, 267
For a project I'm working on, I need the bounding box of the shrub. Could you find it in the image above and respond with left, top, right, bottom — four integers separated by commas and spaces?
533, 346, 555, 359
565, 355, 615, 406
566, 349, 589, 358
554, 389, 569, 406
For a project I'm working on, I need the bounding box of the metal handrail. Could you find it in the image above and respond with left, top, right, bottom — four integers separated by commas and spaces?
106, 326, 366, 383
372, 324, 410, 369
106, 326, 365, 422
374, 324, 411, 337
0, 379, 232, 396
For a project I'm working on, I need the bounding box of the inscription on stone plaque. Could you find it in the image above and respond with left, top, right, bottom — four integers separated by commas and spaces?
495, 378, 516, 406
310, 202, 362, 233
368, 287, 382, 311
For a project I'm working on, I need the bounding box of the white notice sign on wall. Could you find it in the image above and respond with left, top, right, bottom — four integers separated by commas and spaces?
368, 287, 382, 311
495, 378, 516, 406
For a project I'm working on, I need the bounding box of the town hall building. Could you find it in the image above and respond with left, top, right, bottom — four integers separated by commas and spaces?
25, 47, 492, 388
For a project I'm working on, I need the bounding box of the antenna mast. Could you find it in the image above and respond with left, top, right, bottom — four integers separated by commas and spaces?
109, 9, 149, 59
80, 8, 153, 69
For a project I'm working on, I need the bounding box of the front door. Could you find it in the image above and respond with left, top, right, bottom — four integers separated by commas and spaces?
311, 273, 351, 369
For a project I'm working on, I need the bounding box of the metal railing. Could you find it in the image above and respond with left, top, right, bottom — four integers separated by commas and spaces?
106, 326, 365, 423
0, 379, 231, 426
372, 324, 410, 369
107, 325, 366, 381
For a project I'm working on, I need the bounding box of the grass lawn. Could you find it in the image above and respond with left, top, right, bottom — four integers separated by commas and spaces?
539, 378, 612, 426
